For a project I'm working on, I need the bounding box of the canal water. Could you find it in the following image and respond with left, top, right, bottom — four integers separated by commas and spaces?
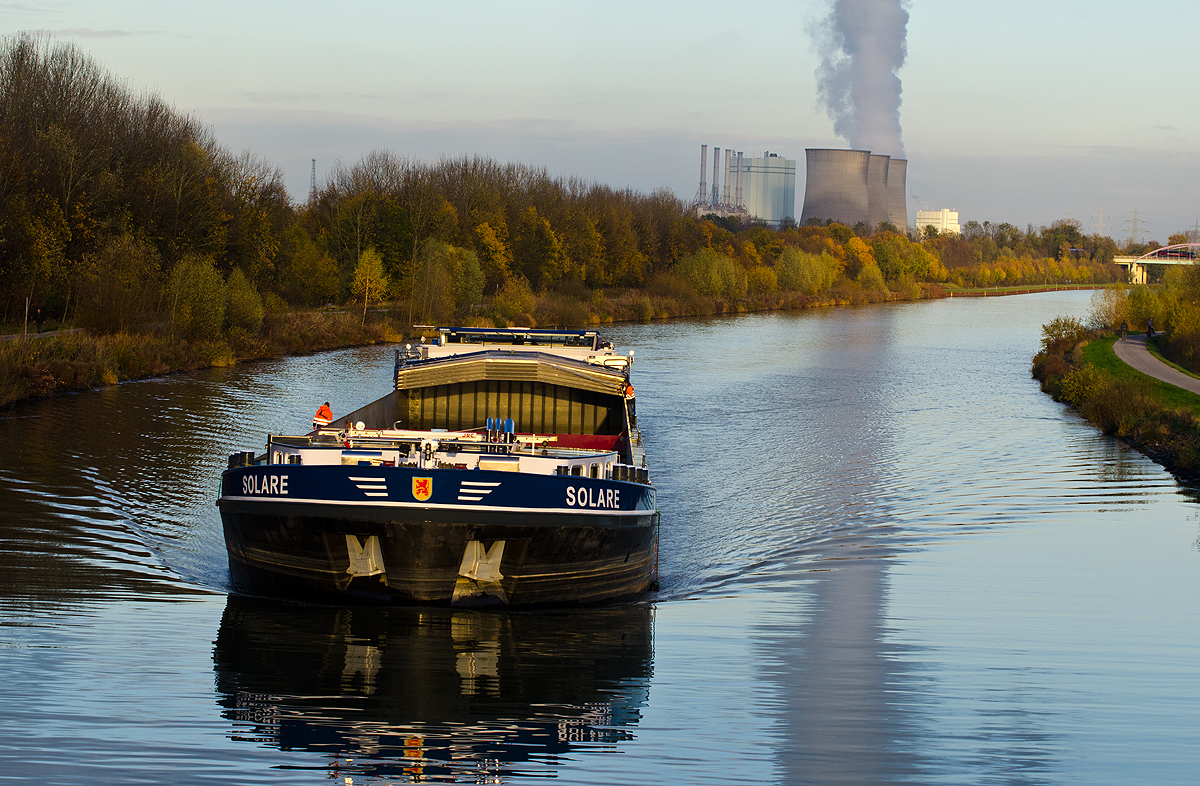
2, 291, 1198, 784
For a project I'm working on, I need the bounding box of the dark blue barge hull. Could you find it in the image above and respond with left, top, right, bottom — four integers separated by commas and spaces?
218, 465, 659, 607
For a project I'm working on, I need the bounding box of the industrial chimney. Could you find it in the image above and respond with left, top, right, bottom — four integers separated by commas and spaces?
799, 149, 871, 227
695, 144, 708, 208
711, 147, 721, 205
735, 151, 744, 210
723, 149, 733, 208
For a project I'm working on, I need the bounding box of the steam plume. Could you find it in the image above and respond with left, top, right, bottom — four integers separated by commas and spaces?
814, 0, 909, 158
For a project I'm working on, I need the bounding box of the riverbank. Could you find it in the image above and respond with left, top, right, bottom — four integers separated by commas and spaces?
0, 284, 927, 408
2, 283, 1097, 409
1032, 326, 1200, 483
0, 310, 405, 408
944, 283, 1100, 297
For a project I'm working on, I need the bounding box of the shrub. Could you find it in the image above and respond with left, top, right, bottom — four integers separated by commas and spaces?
166, 254, 225, 340
746, 266, 778, 295
225, 267, 264, 334
891, 273, 923, 300
1088, 285, 1128, 331
1079, 376, 1155, 436
1040, 315, 1089, 350
674, 249, 746, 298
856, 262, 888, 293
628, 295, 654, 322
75, 235, 162, 333
493, 275, 537, 320
1163, 331, 1200, 374
535, 294, 589, 328
1059, 362, 1105, 405
775, 247, 840, 294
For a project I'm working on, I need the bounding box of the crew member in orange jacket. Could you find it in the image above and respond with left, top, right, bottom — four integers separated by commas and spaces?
313, 401, 333, 429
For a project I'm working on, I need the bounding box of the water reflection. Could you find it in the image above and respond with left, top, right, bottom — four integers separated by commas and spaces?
212, 595, 653, 781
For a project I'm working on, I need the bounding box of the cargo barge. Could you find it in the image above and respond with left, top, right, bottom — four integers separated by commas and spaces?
217, 327, 658, 607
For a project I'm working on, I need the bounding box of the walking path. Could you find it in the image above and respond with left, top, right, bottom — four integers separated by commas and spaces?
0, 328, 81, 341
1113, 335, 1200, 396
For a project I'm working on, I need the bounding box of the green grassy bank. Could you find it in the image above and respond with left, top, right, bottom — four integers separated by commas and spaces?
1033, 326, 1200, 481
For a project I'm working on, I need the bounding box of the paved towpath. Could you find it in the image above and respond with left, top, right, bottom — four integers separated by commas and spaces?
0, 327, 82, 341
1113, 335, 1200, 395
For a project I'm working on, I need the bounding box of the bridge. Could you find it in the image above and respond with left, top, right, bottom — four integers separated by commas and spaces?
1114, 243, 1199, 284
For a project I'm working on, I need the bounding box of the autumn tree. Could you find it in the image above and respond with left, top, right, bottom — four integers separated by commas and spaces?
167, 254, 225, 340
75, 235, 162, 333
225, 267, 264, 334
351, 248, 388, 326
411, 241, 484, 325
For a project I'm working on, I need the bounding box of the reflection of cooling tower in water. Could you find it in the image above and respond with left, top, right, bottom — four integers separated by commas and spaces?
885, 158, 908, 230
800, 149, 870, 227
867, 154, 891, 229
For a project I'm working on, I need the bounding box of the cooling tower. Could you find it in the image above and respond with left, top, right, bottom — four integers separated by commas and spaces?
867, 154, 891, 230
885, 158, 908, 230
800, 149, 870, 227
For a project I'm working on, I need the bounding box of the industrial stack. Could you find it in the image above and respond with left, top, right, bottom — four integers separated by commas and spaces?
799, 149, 908, 231
693, 145, 799, 226
693, 144, 748, 221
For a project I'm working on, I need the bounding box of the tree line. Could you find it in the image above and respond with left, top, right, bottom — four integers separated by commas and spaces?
1, 33, 1136, 343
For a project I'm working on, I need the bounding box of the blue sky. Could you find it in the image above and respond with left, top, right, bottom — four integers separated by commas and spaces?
6, 0, 1199, 240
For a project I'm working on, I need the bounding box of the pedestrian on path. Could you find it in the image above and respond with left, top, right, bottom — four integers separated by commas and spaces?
1121, 321, 1128, 339
1148, 318, 1155, 339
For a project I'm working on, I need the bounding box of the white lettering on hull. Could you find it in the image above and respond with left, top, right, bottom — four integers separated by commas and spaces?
241, 474, 289, 495
565, 485, 620, 509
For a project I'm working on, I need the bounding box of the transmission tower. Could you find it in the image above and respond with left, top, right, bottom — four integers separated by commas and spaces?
1092, 207, 1106, 237
1190, 218, 1200, 244
1125, 207, 1145, 245
309, 159, 317, 203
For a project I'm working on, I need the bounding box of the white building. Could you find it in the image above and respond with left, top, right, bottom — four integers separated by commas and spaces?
741, 152, 796, 226
915, 209, 960, 235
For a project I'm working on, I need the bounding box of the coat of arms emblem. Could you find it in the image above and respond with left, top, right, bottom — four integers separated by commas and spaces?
412, 477, 433, 502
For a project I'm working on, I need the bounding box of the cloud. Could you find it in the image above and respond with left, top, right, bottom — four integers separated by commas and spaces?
47, 28, 160, 39
0, 2, 67, 17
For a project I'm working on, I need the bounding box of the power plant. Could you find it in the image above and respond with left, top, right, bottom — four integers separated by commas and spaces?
799, 148, 908, 231
692, 144, 907, 231
693, 145, 796, 226
694, 144, 748, 220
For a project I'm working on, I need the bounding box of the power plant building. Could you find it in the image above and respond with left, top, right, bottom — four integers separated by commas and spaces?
692, 146, 795, 226
799, 148, 909, 231
741, 153, 796, 226
915, 209, 960, 235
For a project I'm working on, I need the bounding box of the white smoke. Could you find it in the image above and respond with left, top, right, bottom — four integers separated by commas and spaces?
814, 0, 909, 158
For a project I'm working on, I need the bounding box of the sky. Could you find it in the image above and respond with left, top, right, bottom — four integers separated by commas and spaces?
5, 0, 1200, 241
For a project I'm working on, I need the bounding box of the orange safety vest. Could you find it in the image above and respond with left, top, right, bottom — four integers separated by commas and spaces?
624, 382, 635, 399
313, 404, 333, 425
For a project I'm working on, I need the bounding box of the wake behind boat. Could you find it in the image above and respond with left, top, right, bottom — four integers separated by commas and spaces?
217, 327, 658, 607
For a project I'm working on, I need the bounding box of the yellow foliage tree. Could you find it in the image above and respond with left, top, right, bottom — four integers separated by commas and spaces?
351, 247, 388, 326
